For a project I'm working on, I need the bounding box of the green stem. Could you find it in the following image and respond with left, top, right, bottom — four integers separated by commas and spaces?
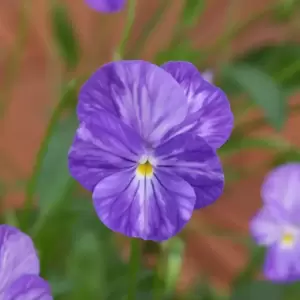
0, 0, 32, 115
153, 247, 165, 300
127, 239, 141, 300
3, 209, 20, 228
124, 0, 172, 59
114, 0, 137, 59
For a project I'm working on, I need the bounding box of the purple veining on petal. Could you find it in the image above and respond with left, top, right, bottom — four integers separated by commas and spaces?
68, 111, 145, 191
154, 133, 224, 209
0, 225, 40, 295
161, 61, 233, 149
92, 168, 196, 241
4, 274, 53, 300
85, 0, 126, 13
77, 60, 189, 146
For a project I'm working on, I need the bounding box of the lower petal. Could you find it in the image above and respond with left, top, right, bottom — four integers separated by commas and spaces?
92, 169, 195, 241
4, 275, 52, 300
0, 225, 40, 294
264, 243, 300, 282
154, 133, 224, 209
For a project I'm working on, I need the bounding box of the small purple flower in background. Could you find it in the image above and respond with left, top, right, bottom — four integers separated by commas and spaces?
201, 69, 214, 84
68, 60, 233, 241
0, 225, 52, 300
250, 163, 300, 282
85, 0, 126, 13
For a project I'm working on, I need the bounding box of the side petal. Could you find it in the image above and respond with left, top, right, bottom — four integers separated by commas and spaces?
264, 243, 300, 282
78, 60, 188, 146
0, 225, 40, 294
4, 274, 52, 300
161, 61, 233, 149
85, 0, 126, 13
261, 164, 300, 213
154, 133, 224, 209
92, 169, 195, 241
249, 205, 283, 246
68, 111, 145, 191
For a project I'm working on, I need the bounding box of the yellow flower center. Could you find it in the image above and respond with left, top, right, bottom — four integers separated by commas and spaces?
281, 232, 295, 246
136, 161, 153, 177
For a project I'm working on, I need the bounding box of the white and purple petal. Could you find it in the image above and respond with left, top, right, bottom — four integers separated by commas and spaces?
0, 225, 40, 294
92, 169, 196, 241
264, 242, 300, 282
4, 274, 52, 300
68, 111, 145, 191
201, 69, 214, 84
161, 61, 233, 149
85, 0, 126, 13
77, 60, 189, 146
261, 163, 300, 219
250, 205, 286, 246
154, 133, 224, 209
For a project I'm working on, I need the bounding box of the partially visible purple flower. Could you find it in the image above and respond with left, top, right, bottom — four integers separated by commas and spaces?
85, 0, 126, 13
69, 60, 232, 241
250, 163, 300, 282
0, 225, 53, 299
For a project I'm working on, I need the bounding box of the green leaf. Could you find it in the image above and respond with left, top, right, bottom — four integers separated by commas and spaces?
232, 246, 266, 288
222, 64, 287, 130
230, 281, 284, 300
31, 82, 78, 238
271, 149, 300, 167
182, 0, 206, 27
272, 0, 300, 22
219, 135, 291, 157
233, 44, 300, 94
155, 41, 204, 65
51, 2, 80, 69
66, 231, 107, 300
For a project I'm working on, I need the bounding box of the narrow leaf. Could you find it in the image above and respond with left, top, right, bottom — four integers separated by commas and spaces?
51, 2, 80, 69
222, 64, 287, 130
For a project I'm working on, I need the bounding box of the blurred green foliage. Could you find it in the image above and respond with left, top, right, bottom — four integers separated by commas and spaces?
2, 0, 300, 299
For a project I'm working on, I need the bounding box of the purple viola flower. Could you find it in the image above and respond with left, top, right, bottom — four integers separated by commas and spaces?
250, 163, 300, 282
0, 225, 53, 299
68, 60, 233, 241
85, 0, 126, 13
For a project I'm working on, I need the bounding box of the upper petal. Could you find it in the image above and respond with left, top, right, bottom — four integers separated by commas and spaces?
92, 168, 195, 241
0, 225, 39, 294
154, 133, 224, 209
261, 163, 300, 215
4, 274, 52, 300
78, 60, 188, 146
85, 0, 126, 13
68, 111, 145, 191
161, 61, 233, 149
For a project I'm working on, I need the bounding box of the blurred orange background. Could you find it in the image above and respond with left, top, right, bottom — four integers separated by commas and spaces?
1, 0, 300, 291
